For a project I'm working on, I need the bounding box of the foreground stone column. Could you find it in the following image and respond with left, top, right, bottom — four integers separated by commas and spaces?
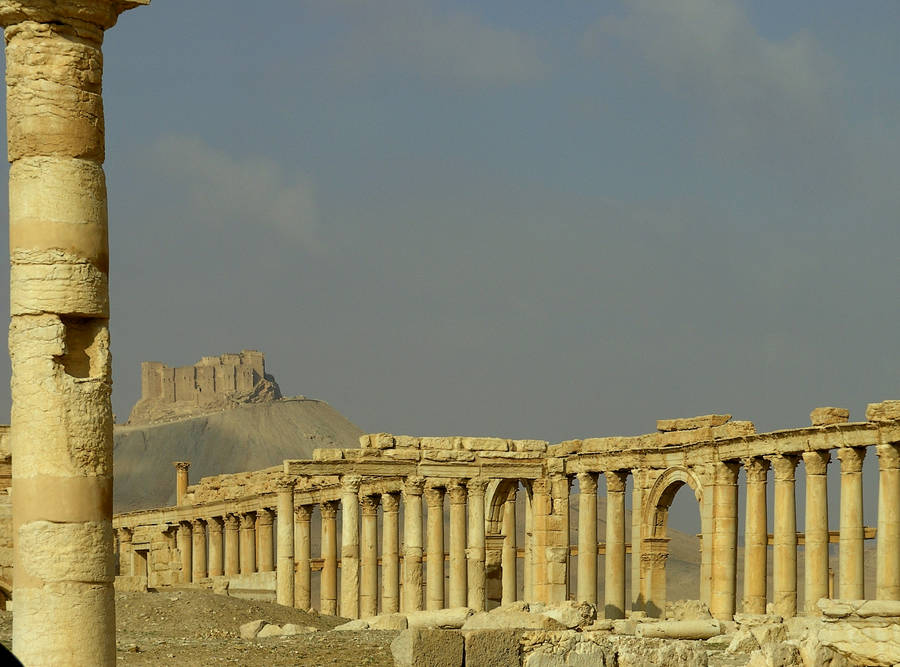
320, 500, 339, 615
207, 516, 224, 577
523, 484, 534, 603
239, 512, 256, 574
175, 461, 190, 506
1, 0, 147, 661
224, 514, 240, 576
642, 537, 670, 617
192, 518, 208, 581
340, 475, 362, 618
294, 505, 312, 609
382, 493, 401, 613
803, 450, 830, 612
118, 527, 133, 576
448, 482, 468, 608
425, 484, 446, 610
605, 470, 628, 619
178, 521, 193, 583
276, 481, 295, 607
742, 457, 769, 614
466, 478, 487, 611
699, 465, 714, 606
576, 472, 598, 605
838, 447, 866, 599
360, 494, 380, 618
770, 454, 798, 618
710, 461, 739, 620
631, 471, 644, 613
550, 475, 571, 602
403, 477, 425, 612
256, 508, 275, 572
502, 486, 518, 605
877, 444, 900, 599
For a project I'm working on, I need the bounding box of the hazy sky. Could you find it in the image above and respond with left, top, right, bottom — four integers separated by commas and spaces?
0, 1, 897, 448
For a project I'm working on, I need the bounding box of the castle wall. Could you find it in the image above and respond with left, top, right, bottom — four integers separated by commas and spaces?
140, 350, 268, 405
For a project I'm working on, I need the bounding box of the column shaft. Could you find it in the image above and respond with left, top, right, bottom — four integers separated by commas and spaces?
256, 508, 275, 572
838, 447, 866, 599
631, 472, 644, 613
877, 444, 900, 599
804, 451, 830, 612
523, 486, 534, 603
742, 458, 769, 614
501, 487, 517, 605
605, 470, 627, 619
771, 455, 798, 618
179, 522, 193, 584
710, 461, 739, 620
576, 472, 598, 605
239, 512, 256, 574
276, 483, 295, 607
224, 514, 240, 576
466, 479, 487, 610
403, 477, 425, 612
425, 485, 445, 610
192, 519, 208, 581
320, 501, 339, 615
382, 493, 401, 613
208, 517, 224, 577
340, 476, 362, 619
448, 483, 468, 608
360, 495, 380, 618
295, 505, 312, 609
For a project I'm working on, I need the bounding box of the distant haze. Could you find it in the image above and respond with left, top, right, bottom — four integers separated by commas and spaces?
0, 1, 897, 534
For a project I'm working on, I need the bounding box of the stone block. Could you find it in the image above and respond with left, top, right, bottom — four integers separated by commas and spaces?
657, 414, 731, 432
390, 628, 464, 667
313, 448, 343, 461
461, 437, 509, 452
369, 613, 408, 630
635, 619, 722, 639
817, 599, 859, 618
749, 623, 786, 647
547, 440, 581, 456
713, 421, 756, 439
281, 623, 318, 635
810, 407, 850, 426
114, 575, 148, 592
867, 400, 900, 422
333, 619, 370, 631
373, 433, 395, 449
462, 611, 565, 631
406, 607, 473, 629
256, 624, 283, 638
384, 448, 421, 461
421, 437, 460, 450
239, 619, 268, 639
394, 435, 421, 449
726, 629, 760, 654
855, 600, 900, 617
463, 629, 521, 667
539, 601, 597, 629
423, 449, 475, 462
513, 439, 548, 452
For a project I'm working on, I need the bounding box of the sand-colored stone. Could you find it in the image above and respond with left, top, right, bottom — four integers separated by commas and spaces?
275, 481, 294, 606
576, 472, 598, 605
811, 407, 850, 426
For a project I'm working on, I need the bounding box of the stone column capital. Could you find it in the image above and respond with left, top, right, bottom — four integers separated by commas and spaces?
342, 475, 363, 493
207, 516, 224, 533
118, 527, 133, 542
605, 470, 628, 493
360, 494, 381, 516
404, 475, 425, 496
768, 454, 799, 481
191, 517, 206, 530
424, 485, 445, 507
838, 446, 866, 473
256, 508, 274, 526
295, 504, 313, 522
714, 460, 741, 485
320, 500, 340, 519
876, 444, 900, 470
239, 512, 256, 528
576, 471, 598, 494
174, 461, 191, 472
531, 478, 551, 495
465, 477, 488, 497
0, 0, 148, 32
224, 514, 239, 530
178, 519, 192, 529
447, 482, 467, 505
276, 476, 296, 493
382, 492, 401, 513
742, 456, 770, 482
802, 450, 831, 475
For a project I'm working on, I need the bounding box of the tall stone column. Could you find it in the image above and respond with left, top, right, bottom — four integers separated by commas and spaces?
382, 493, 401, 613
631, 471, 644, 613
192, 518, 208, 581
175, 461, 190, 506
605, 470, 628, 619
502, 486, 518, 605
118, 527, 133, 576
803, 450, 830, 612
838, 447, 866, 599
710, 461, 739, 620
742, 457, 769, 614
424, 484, 446, 610
466, 478, 488, 610
294, 505, 312, 610
550, 475, 571, 602
770, 455, 798, 617
699, 465, 714, 606
403, 477, 425, 612
360, 494, 380, 618
340, 475, 362, 618
256, 508, 275, 572
0, 0, 146, 661
576, 472, 598, 605
448, 482, 468, 608
224, 514, 240, 576
523, 484, 534, 603
178, 521, 193, 583
320, 500, 339, 615
207, 516, 224, 577
276, 481, 295, 607
877, 444, 900, 599
239, 512, 256, 575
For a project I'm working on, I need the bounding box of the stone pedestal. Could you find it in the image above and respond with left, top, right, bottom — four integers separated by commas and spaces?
320, 500, 339, 615
403, 477, 425, 612
576, 472, 598, 605
803, 451, 830, 612
742, 458, 769, 614
256, 508, 275, 572
448, 482, 468, 608
466, 478, 487, 611
340, 475, 362, 618
276, 481, 295, 607
877, 444, 900, 599
239, 512, 256, 575
710, 461, 739, 620
771, 455, 798, 618
295, 505, 312, 609
192, 518, 207, 581
838, 447, 866, 599
605, 470, 628, 619
360, 494, 380, 618
382, 493, 401, 613
425, 484, 446, 610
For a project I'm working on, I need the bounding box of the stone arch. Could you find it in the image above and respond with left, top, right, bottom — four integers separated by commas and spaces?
644, 466, 704, 539
484, 478, 533, 606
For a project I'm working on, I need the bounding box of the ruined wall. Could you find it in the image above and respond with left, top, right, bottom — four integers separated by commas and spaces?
128, 350, 281, 425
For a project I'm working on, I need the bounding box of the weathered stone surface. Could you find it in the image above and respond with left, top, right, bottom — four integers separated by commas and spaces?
854, 599, 900, 618
239, 619, 268, 639
810, 407, 850, 426
657, 414, 731, 432
390, 628, 464, 667
667, 599, 713, 621
333, 619, 369, 631
636, 620, 722, 640
113, 575, 147, 592
281, 623, 318, 635
539, 601, 597, 629
461, 437, 508, 452
611, 636, 709, 666
256, 624, 283, 638
750, 623, 787, 647
727, 629, 761, 654
369, 612, 408, 630
818, 621, 900, 666
463, 629, 521, 667
867, 400, 900, 422
463, 610, 565, 631
817, 599, 860, 618
406, 607, 473, 629
746, 641, 802, 667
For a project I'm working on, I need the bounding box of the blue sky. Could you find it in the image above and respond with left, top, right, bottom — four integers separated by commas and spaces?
1, 0, 897, 452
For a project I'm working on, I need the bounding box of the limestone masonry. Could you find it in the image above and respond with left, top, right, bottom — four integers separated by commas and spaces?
128, 350, 282, 425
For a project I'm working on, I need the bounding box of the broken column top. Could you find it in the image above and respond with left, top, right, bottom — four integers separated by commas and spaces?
810, 406, 850, 426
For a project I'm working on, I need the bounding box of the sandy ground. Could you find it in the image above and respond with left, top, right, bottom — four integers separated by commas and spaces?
0, 590, 398, 666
